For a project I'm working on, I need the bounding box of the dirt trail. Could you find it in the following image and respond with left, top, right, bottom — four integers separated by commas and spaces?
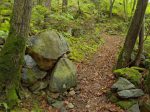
68, 34, 125, 112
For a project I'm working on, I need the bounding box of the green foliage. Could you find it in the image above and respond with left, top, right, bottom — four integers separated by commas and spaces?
31, 5, 50, 34
0, 30, 8, 39
114, 67, 142, 85
144, 36, 150, 54
116, 100, 137, 110
66, 34, 104, 62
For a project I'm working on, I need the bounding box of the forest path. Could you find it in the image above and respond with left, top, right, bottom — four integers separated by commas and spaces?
68, 34, 125, 112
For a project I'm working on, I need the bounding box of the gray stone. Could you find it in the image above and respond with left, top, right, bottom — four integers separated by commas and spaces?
24, 55, 36, 68
118, 89, 144, 99
49, 58, 77, 92
22, 67, 47, 85
127, 103, 140, 112
67, 103, 74, 109
27, 30, 69, 70
69, 90, 76, 96
112, 77, 136, 91
51, 101, 64, 108
30, 81, 48, 92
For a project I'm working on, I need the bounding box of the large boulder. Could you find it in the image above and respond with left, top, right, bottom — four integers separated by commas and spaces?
49, 58, 77, 92
111, 77, 136, 91
27, 30, 69, 70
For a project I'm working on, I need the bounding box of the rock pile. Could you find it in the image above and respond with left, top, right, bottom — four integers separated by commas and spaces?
109, 67, 150, 112
21, 30, 77, 93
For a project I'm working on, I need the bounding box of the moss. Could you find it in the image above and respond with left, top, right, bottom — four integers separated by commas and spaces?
0, 33, 26, 108
6, 85, 19, 108
116, 100, 137, 110
109, 95, 119, 103
114, 67, 142, 85
144, 71, 150, 94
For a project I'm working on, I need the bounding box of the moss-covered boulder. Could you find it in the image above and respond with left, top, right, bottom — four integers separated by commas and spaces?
27, 30, 69, 70
49, 58, 77, 92
113, 68, 142, 85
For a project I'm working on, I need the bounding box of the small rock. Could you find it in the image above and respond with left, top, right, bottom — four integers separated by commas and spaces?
24, 55, 36, 68
52, 101, 64, 108
111, 77, 136, 91
22, 67, 47, 85
69, 90, 76, 96
127, 103, 140, 112
118, 89, 144, 98
30, 81, 48, 92
67, 103, 74, 109
48, 92, 60, 99
86, 105, 90, 108
47, 97, 56, 105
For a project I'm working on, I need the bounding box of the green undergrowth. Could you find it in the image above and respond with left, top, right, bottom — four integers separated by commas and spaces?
66, 34, 104, 62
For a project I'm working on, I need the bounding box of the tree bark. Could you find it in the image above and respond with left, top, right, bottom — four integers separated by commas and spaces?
116, 0, 148, 69
134, 18, 144, 66
131, 0, 136, 14
109, 0, 115, 18
0, 0, 32, 108
45, 0, 52, 10
62, 0, 68, 12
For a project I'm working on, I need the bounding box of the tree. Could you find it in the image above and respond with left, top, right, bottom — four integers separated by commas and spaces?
116, 0, 148, 69
45, 0, 52, 10
0, 0, 32, 108
62, 0, 68, 12
109, 0, 115, 18
134, 18, 145, 66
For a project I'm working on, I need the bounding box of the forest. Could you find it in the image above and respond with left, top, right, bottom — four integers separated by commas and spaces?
0, 0, 150, 112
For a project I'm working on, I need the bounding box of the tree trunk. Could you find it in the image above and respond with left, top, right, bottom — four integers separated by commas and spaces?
116, 0, 148, 69
62, 0, 68, 12
0, 0, 32, 108
45, 0, 52, 10
123, 0, 127, 21
109, 0, 115, 18
134, 18, 145, 66
131, 0, 136, 14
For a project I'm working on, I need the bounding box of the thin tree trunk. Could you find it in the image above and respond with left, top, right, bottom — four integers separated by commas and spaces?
62, 0, 68, 12
134, 18, 145, 66
131, 0, 136, 14
109, 0, 115, 18
123, 0, 127, 21
45, 0, 52, 10
0, 0, 32, 108
116, 0, 148, 69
